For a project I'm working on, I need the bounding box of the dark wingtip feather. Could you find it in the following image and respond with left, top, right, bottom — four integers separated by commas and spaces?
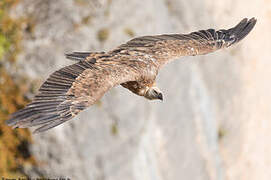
5, 59, 93, 133
224, 17, 257, 46
6, 105, 72, 133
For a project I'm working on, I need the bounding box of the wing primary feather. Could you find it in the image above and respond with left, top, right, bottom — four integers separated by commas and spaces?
65, 52, 104, 62
218, 18, 257, 47
56, 70, 78, 79
33, 120, 68, 133
9, 109, 38, 122
65, 52, 92, 61
33, 95, 72, 101
9, 106, 38, 118
27, 100, 63, 107
23, 115, 62, 127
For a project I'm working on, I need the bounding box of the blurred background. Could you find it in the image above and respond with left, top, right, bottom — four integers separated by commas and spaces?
0, 0, 268, 179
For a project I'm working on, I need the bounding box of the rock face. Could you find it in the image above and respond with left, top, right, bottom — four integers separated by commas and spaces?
13, 0, 267, 179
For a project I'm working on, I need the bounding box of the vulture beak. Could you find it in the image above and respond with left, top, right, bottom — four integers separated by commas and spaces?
157, 93, 163, 101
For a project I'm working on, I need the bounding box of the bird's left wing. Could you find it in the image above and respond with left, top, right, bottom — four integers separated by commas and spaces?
6, 57, 141, 133
115, 18, 256, 67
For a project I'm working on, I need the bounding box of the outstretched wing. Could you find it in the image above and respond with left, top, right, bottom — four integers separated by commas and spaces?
115, 18, 256, 67
6, 58, 140, 133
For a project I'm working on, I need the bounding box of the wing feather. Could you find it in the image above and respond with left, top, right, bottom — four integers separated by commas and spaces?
6, 57, 141, 133
65, 52, 105, 62
115, 18, 256, 67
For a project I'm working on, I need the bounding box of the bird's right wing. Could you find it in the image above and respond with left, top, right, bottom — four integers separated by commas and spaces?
115, 18, 256, 67
6, 56, 142, 133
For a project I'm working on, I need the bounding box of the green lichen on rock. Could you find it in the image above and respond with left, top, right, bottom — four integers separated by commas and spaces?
111, 123, 119, 136
97, 28, 110, 42
218, 127, 227, 140
0, 0, 36, 177
0, 33, 11, 60
0, 69, 36, 178
124, 28, 135, 37
0, 0, 22, 63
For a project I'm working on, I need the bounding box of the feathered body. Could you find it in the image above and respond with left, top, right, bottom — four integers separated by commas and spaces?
6, 18, 256, 133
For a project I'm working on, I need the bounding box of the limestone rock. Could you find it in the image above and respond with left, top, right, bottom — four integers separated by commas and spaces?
13, 0, 267, 179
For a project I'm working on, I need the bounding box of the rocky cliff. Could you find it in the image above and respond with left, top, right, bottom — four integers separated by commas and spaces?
3, 0, 268, 179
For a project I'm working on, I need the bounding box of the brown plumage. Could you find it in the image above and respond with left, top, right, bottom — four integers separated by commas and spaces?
6, 18, 256, 133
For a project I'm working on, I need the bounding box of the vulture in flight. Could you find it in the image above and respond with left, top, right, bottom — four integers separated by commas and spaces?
6, 18, 256, 133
